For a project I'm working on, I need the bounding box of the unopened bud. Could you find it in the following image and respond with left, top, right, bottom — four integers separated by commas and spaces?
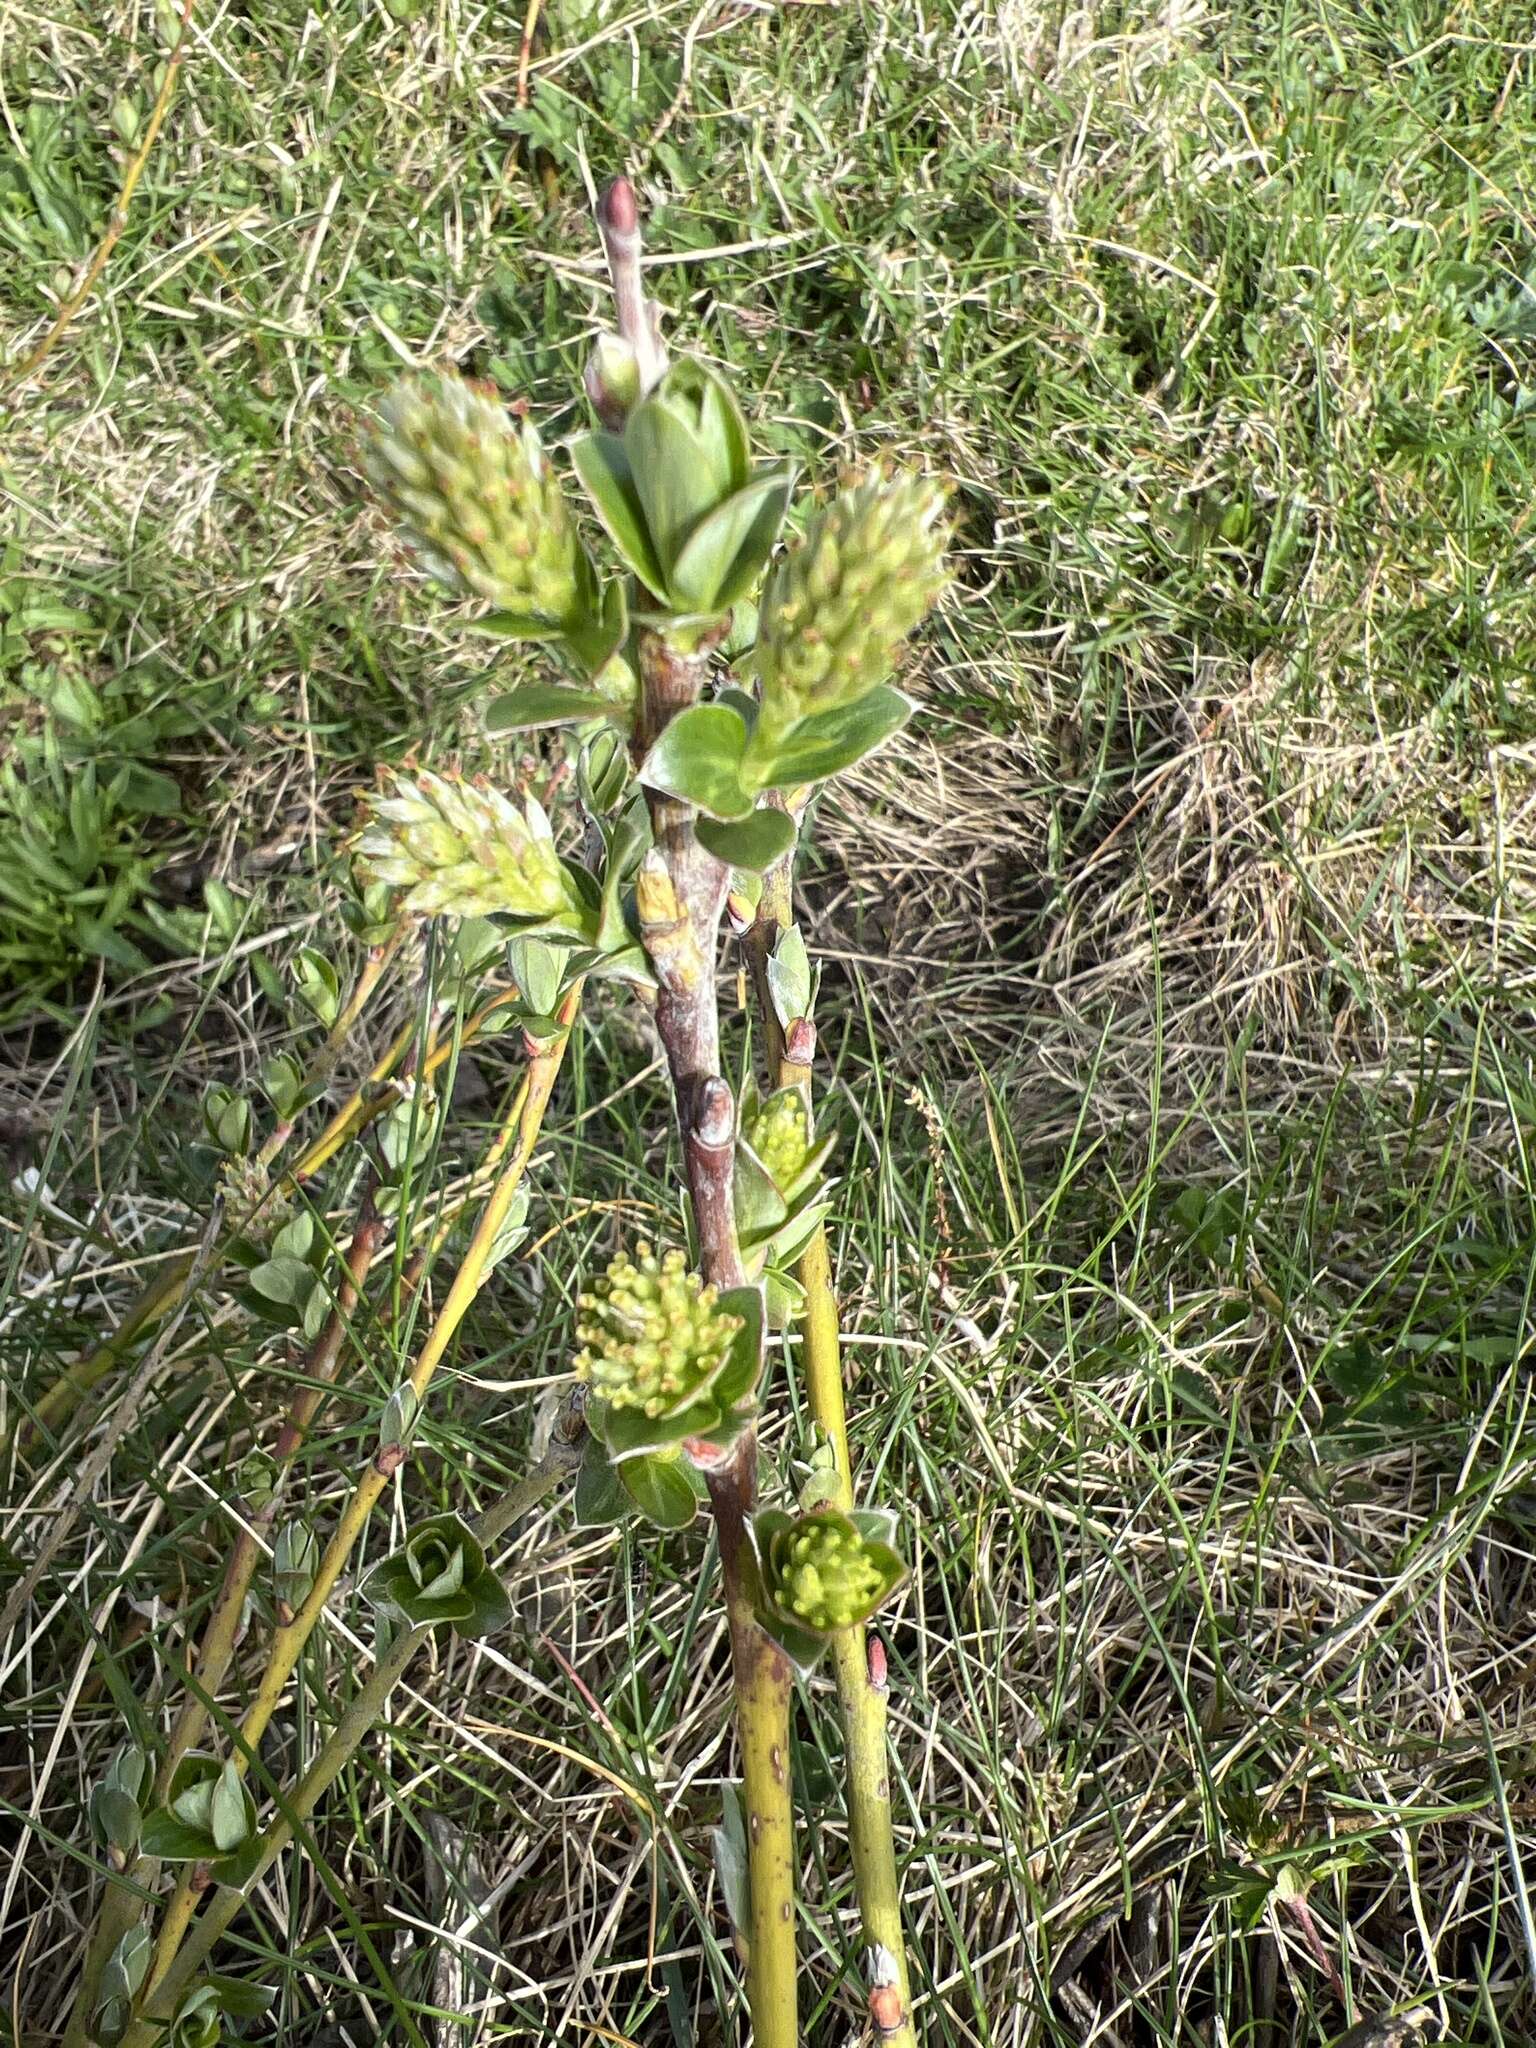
599, 175, 638, 236
725, 890, 756, 937
584, 331, 642, 430
634, 850, 682, 932
696, 1078, 735, 1151
784, 1016, 816, 1067
682, 1433, 735, 1471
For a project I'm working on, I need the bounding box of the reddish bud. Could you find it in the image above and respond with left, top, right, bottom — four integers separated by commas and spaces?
784, 1016, 817, 1067
867, 1631, 889, 1694
696, 1078, 735, 1151
725, 890, 756, 937
682, 1433, 734, 1471
869, 1985, 907, 2037
599, 176, 638, 236
374, 1442, 408, 1479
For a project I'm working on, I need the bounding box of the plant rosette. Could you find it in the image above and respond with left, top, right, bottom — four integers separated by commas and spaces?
140, 1755, 259, 1879
362, 1511, 511, 1639
747, 1506, 908, 1673
734, 1083, 837, 1324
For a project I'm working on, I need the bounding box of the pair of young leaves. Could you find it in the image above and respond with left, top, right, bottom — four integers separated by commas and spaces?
485, 358, 917, 875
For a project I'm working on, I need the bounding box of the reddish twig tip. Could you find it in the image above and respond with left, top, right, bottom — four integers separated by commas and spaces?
599, 176, 638, 236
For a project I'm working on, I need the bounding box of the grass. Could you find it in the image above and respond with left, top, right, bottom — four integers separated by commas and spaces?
4, 0, 1536, 2042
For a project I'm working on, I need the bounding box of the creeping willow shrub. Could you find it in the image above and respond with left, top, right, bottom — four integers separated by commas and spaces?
75, 181, 947, 2048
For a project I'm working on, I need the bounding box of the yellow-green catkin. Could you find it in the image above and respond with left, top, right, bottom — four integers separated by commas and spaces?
575, 1243, 742, 1419
756, 474, 949, 718
366, 373, 581, 622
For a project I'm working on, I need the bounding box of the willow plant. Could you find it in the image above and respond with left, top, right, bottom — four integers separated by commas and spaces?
349, 176, 946, 2043
64, 178, 945, 2047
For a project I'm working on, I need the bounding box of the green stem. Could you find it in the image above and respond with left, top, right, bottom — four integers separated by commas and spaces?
23, 938, 408, 1447
142, 993, 578, 1996
118, 1437, 582, 2044
746, 854, 918, 2048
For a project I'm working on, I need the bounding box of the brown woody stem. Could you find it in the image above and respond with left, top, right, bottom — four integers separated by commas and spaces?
633, 626, 799, 2048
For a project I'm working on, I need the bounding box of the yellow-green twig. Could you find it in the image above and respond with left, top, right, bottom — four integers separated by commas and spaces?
137, 988, 578, 2001
118, 1426, 584, 2046
746, 858, 918, 2048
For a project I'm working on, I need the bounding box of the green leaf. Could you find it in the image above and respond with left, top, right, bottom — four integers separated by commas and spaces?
118, 764, 183, 817
506, 934, 566, 1016
762, 1265, 805, 1328
743, 684, 914, 790
471, 610, 567, 642
457, 1569, 513, 1639
734, 1143, 789, 1249
851, 1506, 901, 1548
485, 682, 624, 732
271, 1214, 314, 1261
619, 1454, 699, 1531
669, 467, 793, 614
769, 1197, 832, 1270
697, 364, 752, 493
696, 807, 797, 872
200, 1975, 276, 2020
711, 1784, 750, 1945
574, 1437, 635, 1526
593, 1399, 709, 1462
639, 704, 753, 819
91, 1785, 142, 1854
140, 1811, 216, 1862
210, 1832, 267, 1892
571, 431, 667, 595
92, 1994, 132, 2046
758, 1614, 832, 1675
209, 1761, 248, 1854
710, 1285, 766, 1412
248, 1255, 313, 1308
104, 1923, 152, 1999
76, 918, 152, 973
766, 924, 812, 1030
624, 363, 745, 576
565, 571, 631, 678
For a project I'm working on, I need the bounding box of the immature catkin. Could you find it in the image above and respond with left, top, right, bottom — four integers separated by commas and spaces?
575, 1243, 743, 1419
366, 373, 581, 622
756, 474, 949, 717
